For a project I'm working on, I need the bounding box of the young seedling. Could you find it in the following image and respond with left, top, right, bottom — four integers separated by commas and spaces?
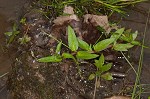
88, 54, 113, 81
4, 23, 20, 45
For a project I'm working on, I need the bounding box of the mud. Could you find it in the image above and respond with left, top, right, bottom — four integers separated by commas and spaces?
0, 0, 150, 99
6, 2, 131, 99
0, 0, 30, 98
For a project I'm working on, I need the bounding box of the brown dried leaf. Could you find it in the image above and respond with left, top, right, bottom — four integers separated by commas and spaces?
53, 14, 79, 25
63, 6, 74, 15
34, 72, 45, 83
53, 6, 79, 25
83, 14, 111, 33
105, 96, 131, 99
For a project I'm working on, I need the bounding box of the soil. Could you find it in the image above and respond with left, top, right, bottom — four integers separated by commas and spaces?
0, 1, 150, 99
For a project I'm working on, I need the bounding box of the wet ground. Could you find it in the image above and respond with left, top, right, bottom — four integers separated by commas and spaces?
0, 0, 30, 98
121, 1, 150, 81
121, 2, 150, 98
0, 0, 150, 99
0, 0, 30, 76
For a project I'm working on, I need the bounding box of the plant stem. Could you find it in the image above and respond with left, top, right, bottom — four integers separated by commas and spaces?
93, 75, 97, 99
41, 30, 70, 49
121, 52, 137, 75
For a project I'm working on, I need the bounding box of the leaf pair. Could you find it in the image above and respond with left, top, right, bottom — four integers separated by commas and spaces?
113, 43, 134, 51
93, 28, 125, 52
111, 28, 140, 51
89, 54, 113, 81
94, 54, 112, 74
68, 26, 99, 60
5, 23, 20, 44
68, 26, 92, 52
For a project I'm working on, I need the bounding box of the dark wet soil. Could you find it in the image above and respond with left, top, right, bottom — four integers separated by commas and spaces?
121, 2, 150, 98
0, 0, 30, 98
121, 2, 150, 99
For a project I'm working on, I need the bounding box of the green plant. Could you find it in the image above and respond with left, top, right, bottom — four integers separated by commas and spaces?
38, 25, 140, 81
18, 34, 31, 44
20, 17, 26, 25
38, 0, 146, 16
4, 23, 20, 45
89, 54, 113, 80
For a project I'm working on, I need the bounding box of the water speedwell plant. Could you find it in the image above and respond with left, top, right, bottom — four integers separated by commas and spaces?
37, 25, 140, 81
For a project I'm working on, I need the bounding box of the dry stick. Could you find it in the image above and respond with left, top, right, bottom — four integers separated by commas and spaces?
0, 72, 9, 78
93, 76, 98, 99
93, 68, 99, 99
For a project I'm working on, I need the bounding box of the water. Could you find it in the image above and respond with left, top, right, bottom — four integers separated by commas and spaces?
0, 0, 29, 98
120, 2, 150, 98
0, 14, 11, 75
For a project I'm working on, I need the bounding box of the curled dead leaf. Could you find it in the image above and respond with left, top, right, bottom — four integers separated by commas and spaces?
53, 14, 79, 25
83, 14, 111, 34
63, 6, 74, 15
105, 96, 131, 99
53, 6, 79, 25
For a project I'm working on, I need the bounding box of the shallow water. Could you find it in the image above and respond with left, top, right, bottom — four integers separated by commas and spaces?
0, 0, 30, 75
0, 14, 11, 75
120, 2, 150, 98
0, 0, 29, 98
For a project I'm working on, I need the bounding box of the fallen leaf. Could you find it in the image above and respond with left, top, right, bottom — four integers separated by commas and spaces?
105, 96, 131, 99
83, 14, 111, 33
53, 14, 79, 25
63, 6, 74, 15
53, 6, 79, 25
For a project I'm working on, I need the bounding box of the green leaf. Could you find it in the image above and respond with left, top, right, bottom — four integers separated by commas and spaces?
62, 53, 76, 62
95, 71, 102, 76
7, 31, 20, 44
101, 72, 113, 80
18, 34, 31, 44
131, 40, 141, 46
13, 23, 18, 31
20, 17, 26, 24
132, 31, 138, 40
37, 55, 62, 62
94, 54, 104, 68
68, 26, 78, 51
78, 38, 91, 51
88, 73, 95, 80
56, 41, 62, 54
120, 34, 131, 42
94, 38, 114, 51
100, 63, 112, 73
148, 96, 150, 99
110, 28, 125, 41
119, 29, 133, 42
113, 43, 134, 51
76, 51, 99, 60
4, 32, 13, 36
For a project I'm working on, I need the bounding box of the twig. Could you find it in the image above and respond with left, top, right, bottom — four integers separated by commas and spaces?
93, 76, 97, 99
0, 72, 9, 78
